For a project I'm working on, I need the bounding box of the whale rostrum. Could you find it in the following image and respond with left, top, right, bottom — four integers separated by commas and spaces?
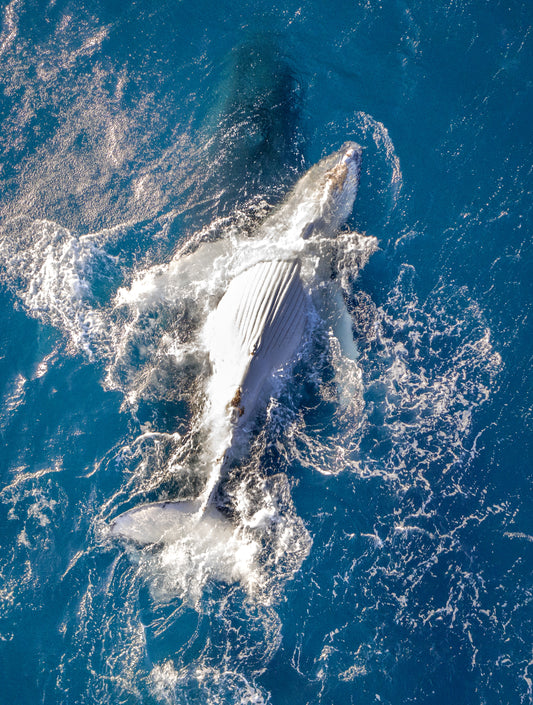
111, 142, 377, 545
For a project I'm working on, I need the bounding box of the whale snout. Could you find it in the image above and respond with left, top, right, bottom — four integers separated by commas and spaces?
341, 141, 362, 166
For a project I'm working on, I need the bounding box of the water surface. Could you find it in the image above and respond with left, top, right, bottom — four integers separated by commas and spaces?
0, 1, 531, 703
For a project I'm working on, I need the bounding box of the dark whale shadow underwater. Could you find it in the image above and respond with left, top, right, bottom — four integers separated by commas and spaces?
104, 34, 305, 273
197, 34, 304, 217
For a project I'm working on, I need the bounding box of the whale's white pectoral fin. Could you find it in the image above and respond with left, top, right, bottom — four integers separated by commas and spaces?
317, 284, 363, 415
329, 334, 364, 417
330, 286, 359, 363
316, 284, 358, 362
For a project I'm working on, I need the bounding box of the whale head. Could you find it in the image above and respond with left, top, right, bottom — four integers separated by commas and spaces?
263, 142, 363, 244
302, 141, 362, 237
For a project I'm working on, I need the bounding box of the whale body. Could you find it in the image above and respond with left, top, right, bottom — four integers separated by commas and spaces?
111, 142, 377, 544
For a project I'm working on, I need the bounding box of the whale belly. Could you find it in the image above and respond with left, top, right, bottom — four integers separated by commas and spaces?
206, 258, 308, 425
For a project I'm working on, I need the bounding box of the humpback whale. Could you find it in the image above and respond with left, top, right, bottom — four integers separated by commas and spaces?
111, 142, 377, 545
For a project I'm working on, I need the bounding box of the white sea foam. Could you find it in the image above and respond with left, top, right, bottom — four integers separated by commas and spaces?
143, 521, 262, 605
99, 428, 312, 605
355, 110, 403, 203
1, 373, 27, 423
284, 262, 505, 694
0, 0, 20, 58
149, 661, 270, 705
0, 466, 67, 643
0, 218, 122, 357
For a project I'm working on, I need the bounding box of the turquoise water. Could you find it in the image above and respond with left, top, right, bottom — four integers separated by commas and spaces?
0, 1, 532, 703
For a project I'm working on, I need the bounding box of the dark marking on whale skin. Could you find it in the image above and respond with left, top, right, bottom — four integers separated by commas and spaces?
229, 387, 245, 419
327, 162, 349, 193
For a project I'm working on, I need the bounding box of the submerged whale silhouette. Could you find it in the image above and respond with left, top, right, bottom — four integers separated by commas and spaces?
204, 35, 302, 214
111, 142, 377, 545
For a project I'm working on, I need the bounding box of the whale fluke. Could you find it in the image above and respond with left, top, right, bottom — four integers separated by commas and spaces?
110, 499, 229, 546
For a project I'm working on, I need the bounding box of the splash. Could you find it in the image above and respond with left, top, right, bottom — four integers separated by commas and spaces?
0, 218, 120, 357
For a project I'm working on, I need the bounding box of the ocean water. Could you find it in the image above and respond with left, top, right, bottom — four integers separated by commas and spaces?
0, 1, 531, 703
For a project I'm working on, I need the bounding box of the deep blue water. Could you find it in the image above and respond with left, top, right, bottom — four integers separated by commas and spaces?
0, 1, 532, 704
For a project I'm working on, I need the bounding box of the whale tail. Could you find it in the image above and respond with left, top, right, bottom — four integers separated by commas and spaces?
110, 498, 232, 547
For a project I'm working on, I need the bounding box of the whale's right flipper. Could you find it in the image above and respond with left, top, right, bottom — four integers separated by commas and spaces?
314, 283, 363, 414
